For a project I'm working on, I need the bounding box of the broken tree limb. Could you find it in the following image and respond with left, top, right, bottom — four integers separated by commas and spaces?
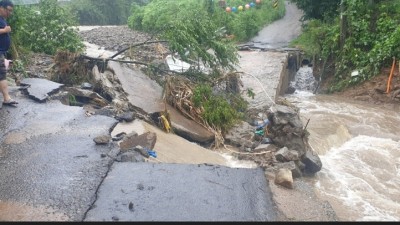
79, 54, 182, 75
109, 40, 169, 59
304, 118, 310, 131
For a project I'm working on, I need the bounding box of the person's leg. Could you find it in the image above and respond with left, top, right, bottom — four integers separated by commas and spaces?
0, 55, 14, 103
0, 78, 11, 102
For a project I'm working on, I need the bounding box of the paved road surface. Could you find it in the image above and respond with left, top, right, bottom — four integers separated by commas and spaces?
248, 1, 303, 49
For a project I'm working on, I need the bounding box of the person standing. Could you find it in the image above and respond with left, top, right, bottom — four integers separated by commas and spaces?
0, 0, 17, 106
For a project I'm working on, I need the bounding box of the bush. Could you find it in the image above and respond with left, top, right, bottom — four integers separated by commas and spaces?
193, 84, 245, 132
291, 0, 400, 92
9, 0, 84, 55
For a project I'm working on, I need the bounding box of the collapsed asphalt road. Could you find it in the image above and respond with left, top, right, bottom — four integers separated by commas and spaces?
0, 82, 118, 221
0, 78, 279, 221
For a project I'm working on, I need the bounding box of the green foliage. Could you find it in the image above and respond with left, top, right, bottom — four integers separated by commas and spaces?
68, 0, 106, 25
162, 11, 239, 71
330, 0, 400, 91
246, 88, 255, 99
192, 84, 246, 132
7, 6, 30, 60
291, 0, 400, 92
290, 19, 340, 58
289, 0, 341, 21
68, 94, 78, 106
67, 0, 148, 25
217, 0, 286, 41
9, 0, 84, 55
127, 3, 145, 30
129, 0, 285, 42
130, 0, 203, 33
131, 0, 239, 71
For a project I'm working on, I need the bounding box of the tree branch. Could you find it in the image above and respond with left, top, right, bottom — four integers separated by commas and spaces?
109, 40, 169, 59
79, 54, 183, 75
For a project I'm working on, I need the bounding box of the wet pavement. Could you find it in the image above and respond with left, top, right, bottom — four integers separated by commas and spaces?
0, 86, 118, 221
246, 1, 303, 50
84, 163, 277, 221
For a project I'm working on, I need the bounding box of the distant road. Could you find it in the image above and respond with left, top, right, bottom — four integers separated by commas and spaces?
248, 0, 304, 49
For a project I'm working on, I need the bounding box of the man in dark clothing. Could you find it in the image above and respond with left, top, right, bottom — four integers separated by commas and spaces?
0, 0, 17, 106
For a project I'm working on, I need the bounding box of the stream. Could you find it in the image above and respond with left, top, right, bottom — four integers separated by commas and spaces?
286, 66, 400, 221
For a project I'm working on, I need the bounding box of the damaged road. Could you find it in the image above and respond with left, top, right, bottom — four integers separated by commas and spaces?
0, 83, 118, 221
0, 1, 334, 221
0, 77, 279, 221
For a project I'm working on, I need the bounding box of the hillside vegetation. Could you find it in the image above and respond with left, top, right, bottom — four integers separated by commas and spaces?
290, 0, 400, 92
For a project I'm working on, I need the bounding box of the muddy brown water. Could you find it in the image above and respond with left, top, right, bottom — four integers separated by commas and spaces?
286, 67, 400, 221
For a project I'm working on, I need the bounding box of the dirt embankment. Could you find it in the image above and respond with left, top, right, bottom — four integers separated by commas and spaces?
317, 64, 400, 108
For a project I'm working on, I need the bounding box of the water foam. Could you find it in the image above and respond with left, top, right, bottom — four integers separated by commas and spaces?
220, 153, 258, 169
317, 135, 400, 221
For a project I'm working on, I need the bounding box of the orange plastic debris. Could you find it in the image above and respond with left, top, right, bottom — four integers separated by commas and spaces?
386, 57, 396, 94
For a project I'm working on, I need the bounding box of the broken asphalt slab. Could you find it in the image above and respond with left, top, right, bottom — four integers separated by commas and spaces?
20, 78, 64, 103
84, 163, 278, 222
105, 61, 215, 143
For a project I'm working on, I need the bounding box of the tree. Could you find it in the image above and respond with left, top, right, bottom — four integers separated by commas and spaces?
162, 10, 239, 71
290, 0, 341, 21
67, 0, 148, 25
9, 0, 84, 55
292, 0, 400, 92
128, 0, 240, 72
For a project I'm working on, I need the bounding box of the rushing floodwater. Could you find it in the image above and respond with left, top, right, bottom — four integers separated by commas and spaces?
286, 67, 400, 221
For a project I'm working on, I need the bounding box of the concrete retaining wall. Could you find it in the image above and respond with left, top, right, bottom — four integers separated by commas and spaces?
239, 50, 303, 110
277, 51, 302, 97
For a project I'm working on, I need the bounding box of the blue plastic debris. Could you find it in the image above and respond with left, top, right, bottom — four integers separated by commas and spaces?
256, 119, 270, 130
147, 150, 157, 158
